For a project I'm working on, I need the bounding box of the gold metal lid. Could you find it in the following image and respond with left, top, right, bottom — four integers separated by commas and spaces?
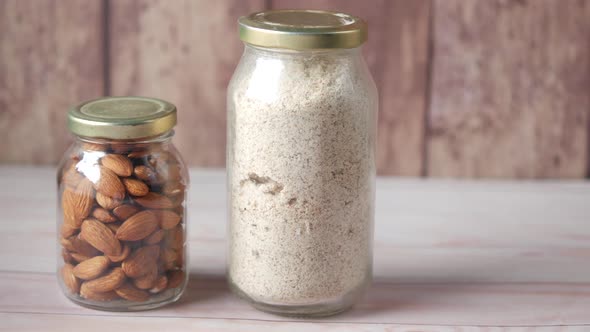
68, 96, 177, 139
238, 10, 367, 50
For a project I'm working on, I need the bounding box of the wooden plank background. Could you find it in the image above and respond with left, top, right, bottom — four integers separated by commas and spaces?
1, 0, 589, 178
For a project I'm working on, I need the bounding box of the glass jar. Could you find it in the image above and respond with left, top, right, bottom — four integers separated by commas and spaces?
57, 97, 189, 311
227, 10, 377, 316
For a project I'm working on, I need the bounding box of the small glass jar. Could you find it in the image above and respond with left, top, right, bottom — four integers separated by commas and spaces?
57, 97, 189, 311
227, 11, 377, 316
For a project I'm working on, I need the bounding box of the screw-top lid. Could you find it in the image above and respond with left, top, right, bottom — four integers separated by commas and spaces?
67, 96, 177, 139
238, 10, 367, 50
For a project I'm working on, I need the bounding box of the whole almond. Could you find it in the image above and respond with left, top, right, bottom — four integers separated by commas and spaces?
116, 210, 159, 241
165, 225, 184, 250
80, 283, 120, 301
163, 181, 185, 197
81, 218, 121, 256
94, 166, 126, 200
60, 237, 75, 252
113, 204, 139, 220
62, 249, 75, 264
107, 244, 130, 263
122, 178, 149, 197
96, 192, 122, 210
134, 165, 157, 182
106, 222, 122, 233
82, 142, 107, 152
71, 252, 92, 263
158, 210, 181, 230
122, 245, 160, 278
109, 143, 132, 154
144, 229, 165, 245
167, 270, 185, 289
132, 265, 158, 290
62, 165, 83, 189
115, 282, 150, 302
84, 267, 126, 292
62, 178, 95, 229
101, 154, 133, 177
92, 208, 118, 223
135, 192, 174, 209
61, 263, 81, 294
73, 256, 110, 280
149, 276, 168, 294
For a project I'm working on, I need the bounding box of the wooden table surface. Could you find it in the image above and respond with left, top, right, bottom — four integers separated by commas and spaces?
1, 166, 589, 331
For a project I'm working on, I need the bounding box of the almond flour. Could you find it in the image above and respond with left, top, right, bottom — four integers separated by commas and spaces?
228, 48, 376, 305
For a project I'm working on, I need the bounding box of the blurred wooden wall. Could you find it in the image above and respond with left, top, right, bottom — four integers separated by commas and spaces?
1, 0, 589, 178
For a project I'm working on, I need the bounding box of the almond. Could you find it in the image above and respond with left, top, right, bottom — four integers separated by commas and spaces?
96, 192, 122, 210
107, 243, 131, 263
160, 248, 178, 270
158, 210, 181, 230
80, 283, 120, 301
62, 249, 75, 264
94, 166, 126, 200
106, 222, 122, 233
109, 143, 132, 155
101, 154, 133, 177
116, 210, 158, 241
132, 265, 158, 289
60, 223, 78, 238
62, 178, 94, 228
112, 204, 139, 220
144, 229, 165, 245
134, 192, 174, 209
122, 178, 149, 197
163, 181, 185, 197
115, 282, 150, 302
73, 256, 110, 280
61, 263, 81, 294
122, 245, 160, 278
134, 165, 157, 182
92, 208, 118, 223
167, 270, 185, 289
82, 142, 107, 151
62, 164, 83, 189
149, 276, 168, 294
60, 237, 75, 252
81, 218, 121, 256
84, 267, 126, 292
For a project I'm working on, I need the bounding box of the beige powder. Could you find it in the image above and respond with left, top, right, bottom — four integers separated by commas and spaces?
228, 48, 376, 305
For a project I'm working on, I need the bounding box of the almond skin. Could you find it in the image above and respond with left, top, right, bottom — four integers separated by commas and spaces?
62, 263, 81, 294
134, 192, 174, 209
96, 192, 122, 210
73, 256, 110, 280
94, 166, 126, 200
80, 283, 120, 301
112, 204, 139, 220
122, 178, 149, 197
81, 218, 121, 256
116, 210, 159, 241
115, 282, 150, 302
122, 245, 160, 278
107, 244, 130, 263
71, 253, 92, 263
160, 248, 178, 270
60, 223, 78, 238
101, 154, 133, 177
62, 178, 95, 229
70, 235, 101, 257
134, 165, 157, 182
92, 208, 118, 223
158, 210, 181, 230
132, 265, 158, 290
167, 270, 185, 289
83, 267, 126, 292
144, 229, 165, 245
62, 165, 83, 189
149, 276, 168, 294
164, 225, 184, 250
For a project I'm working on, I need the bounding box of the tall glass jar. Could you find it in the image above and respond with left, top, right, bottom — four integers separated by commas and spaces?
227, 10, 377, 316
57, 97, 189, 311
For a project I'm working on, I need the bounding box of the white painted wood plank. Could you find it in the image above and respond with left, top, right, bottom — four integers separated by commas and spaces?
0, 166, 589, 327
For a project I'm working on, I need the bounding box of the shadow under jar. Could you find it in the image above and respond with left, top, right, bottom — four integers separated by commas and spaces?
57, 97, 189, 311
227, 10, 378, 316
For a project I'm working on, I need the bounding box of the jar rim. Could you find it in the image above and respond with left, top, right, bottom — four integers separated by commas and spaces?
68, 96, 177, 140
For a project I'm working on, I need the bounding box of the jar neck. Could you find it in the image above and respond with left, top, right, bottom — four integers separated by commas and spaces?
74, 130, 175, 145
244, 43, 362, 57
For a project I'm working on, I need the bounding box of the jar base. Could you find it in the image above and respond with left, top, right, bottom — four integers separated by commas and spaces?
63, 287, 184, 312
229, 278, 366, 317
